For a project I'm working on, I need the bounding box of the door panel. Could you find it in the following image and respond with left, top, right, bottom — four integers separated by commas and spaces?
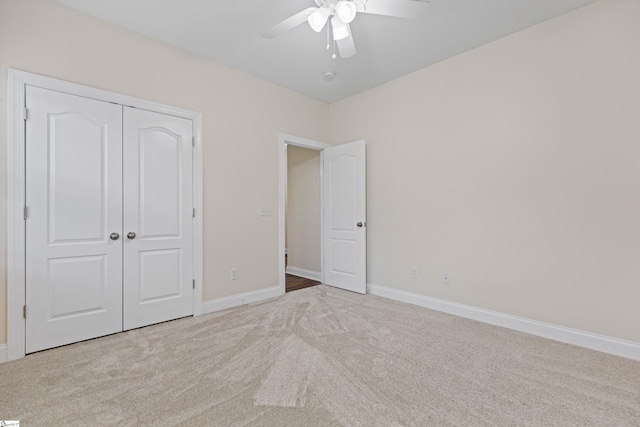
48, 112, 106, 243
323, 140, 367, 294
25, 86, 123, 353
138, 128, 182, 238
139, 249, 182, 302
123, 107, 194, 330
329, 240, 357, 274
329, 155, 357, 230
48, 255, 108, 319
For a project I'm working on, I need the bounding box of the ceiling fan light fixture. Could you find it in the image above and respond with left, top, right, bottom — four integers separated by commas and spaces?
308, 7, 330, 32
331, 16, 349, 41
335, 1, 357, 24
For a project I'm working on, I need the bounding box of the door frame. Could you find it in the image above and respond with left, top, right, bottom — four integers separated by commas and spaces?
7, 69, 204, 361
278, 134, 330, 294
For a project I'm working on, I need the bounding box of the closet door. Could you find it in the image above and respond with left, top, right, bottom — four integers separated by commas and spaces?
25, 86, 123, 353
122, 108, 194, 330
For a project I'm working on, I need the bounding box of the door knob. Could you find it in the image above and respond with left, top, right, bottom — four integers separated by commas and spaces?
356, 222, 364, 228
127, 232, 136, 240
110, 232, 120, 240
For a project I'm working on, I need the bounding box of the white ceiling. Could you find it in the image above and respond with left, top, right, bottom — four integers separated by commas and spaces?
53, 0, 597, 103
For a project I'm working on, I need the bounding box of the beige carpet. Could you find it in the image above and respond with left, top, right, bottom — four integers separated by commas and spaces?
1, 285, 639, 426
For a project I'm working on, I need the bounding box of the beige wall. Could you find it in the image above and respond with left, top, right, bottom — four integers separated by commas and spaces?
330, 0, 640, 342
286, 146, 321, 274
0, 0, 330, 344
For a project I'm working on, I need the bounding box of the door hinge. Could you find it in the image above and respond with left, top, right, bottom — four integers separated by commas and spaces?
23, 107, 28, 121
192, 136, 196, 147
193, 279, 195, 289
193, 208, 196, 218
23, 305, 26, 319
23, 205, 28, 220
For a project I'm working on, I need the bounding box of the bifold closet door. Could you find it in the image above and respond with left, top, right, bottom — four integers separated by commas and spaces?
25, 86, 124, 354
122, 107, 194, 330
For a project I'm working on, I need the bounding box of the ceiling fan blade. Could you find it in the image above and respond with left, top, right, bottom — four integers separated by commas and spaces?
261, 7, 317, 39
360, 0, 429, 19
336, 29, 356, 58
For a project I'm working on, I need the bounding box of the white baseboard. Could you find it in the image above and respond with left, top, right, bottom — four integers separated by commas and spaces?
201, 285, 282, 315
368, 284, 640, 361
285, 266, 321, 282
0, 344, 7, 363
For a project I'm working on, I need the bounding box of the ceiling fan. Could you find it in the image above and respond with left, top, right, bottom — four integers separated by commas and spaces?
261, 0, 429, 59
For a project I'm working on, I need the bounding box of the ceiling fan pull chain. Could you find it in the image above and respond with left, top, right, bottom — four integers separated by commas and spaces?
326, 22, 330, 50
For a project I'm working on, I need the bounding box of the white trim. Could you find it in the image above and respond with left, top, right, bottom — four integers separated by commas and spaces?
192, 112, 204, 317
7, 70, 28, 362
7, 69, 204, 361
0, 345, 7, 363
368, 284, 640, 361
278, 133, 330, 295
201, 286, 282, 314
285, 266, 322, 282
10, 70, 198, 120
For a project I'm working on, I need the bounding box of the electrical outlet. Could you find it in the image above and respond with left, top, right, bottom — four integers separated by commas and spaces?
442, 272, 450, 285
410, 267, 418, 279
230, 268, 238, 280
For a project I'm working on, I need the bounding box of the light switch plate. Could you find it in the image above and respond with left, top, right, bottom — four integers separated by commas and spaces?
259, 206, 272, 217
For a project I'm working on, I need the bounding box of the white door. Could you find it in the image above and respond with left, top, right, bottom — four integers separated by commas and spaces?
122, 107, 194, 330
25, 90, 195, 353
25, 86, 124, 353
323, 140, 367, 294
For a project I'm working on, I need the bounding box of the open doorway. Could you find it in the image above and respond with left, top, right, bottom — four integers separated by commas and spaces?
278, 133, 367, 295
286, 145, 322, 292
278, 134, 330, 294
